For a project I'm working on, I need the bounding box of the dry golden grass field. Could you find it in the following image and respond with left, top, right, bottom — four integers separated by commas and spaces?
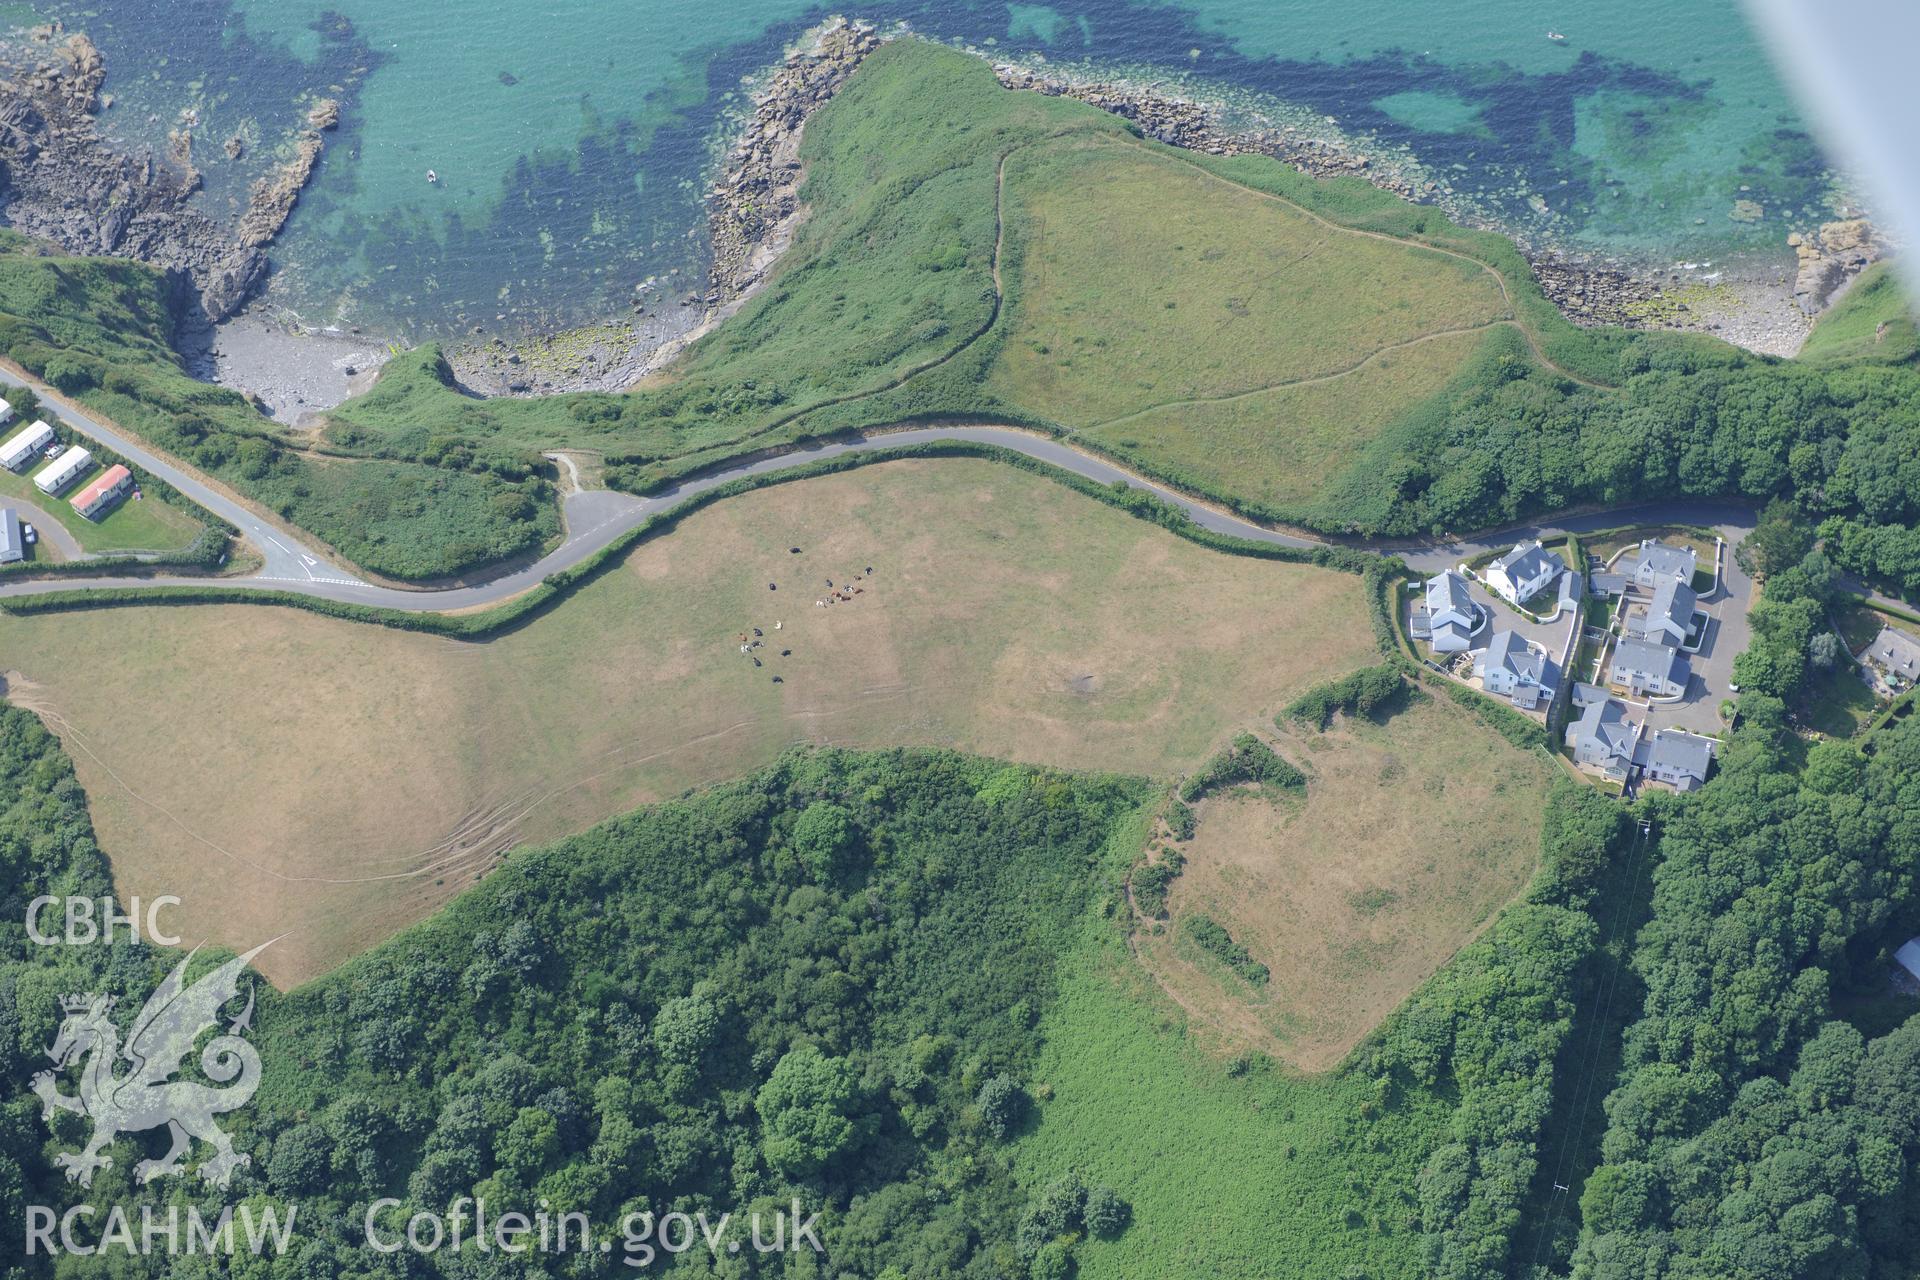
0, 459, 1377, 985
1136, 694, 1556, 1072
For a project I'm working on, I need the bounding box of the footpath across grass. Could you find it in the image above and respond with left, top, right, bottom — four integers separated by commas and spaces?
319, 40, 1595, 533
982, 137, 1508, 428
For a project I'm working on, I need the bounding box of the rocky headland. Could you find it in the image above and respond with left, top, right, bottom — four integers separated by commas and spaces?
705, 20, 883, 312
1789, 219, 1881, 313
446, 19, 885, 398
990, 59, 1889, 357
0, 26, 336, 323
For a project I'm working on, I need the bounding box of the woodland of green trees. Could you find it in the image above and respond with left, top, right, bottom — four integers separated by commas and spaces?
0, 716, 1147, 1278
1295, 324, 1920, 545
6, 566, 1920, 1278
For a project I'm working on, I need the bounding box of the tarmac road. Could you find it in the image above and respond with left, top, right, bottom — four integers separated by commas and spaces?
0, 365, 1758, 616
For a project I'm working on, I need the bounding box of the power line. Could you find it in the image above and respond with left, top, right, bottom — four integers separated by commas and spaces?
1523, 816, 1656, 1277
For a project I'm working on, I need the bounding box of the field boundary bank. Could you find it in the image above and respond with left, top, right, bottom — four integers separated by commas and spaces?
0, 438, 1406, 637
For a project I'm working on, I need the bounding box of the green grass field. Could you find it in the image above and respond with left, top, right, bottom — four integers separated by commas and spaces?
1017, 928, 1445, 1279
1077, 326, 1496, 514
984, 139, 1509, 429
1799, 262, 1919, 364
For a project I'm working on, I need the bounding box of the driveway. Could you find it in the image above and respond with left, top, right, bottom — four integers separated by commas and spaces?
3, 497, 84, 562
1627, 536, 1749, 736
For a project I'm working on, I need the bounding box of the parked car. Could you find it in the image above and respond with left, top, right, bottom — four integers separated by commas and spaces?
21, 523, 35, 545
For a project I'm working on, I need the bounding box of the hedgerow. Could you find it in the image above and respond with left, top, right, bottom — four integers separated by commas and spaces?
1178, 732, 1305, 801
1284, 664, 1410, 730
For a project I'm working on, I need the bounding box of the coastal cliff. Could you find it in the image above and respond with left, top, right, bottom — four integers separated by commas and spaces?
447, 19, 885, 396
0, 29, 335, 322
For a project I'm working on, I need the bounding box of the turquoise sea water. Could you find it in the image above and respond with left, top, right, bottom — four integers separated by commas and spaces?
44, 0, 1845, 338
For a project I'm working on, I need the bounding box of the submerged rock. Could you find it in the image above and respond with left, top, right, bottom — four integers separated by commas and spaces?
0, 34, 337, 322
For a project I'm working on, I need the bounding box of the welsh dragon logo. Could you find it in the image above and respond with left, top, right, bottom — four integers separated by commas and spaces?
31, 940, 273, 1189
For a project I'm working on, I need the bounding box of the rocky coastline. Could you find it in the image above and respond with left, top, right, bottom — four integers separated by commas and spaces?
0, 20, 1891, 413
0, 26, 337, 323
705, 20, 883, 313
990, 60, 1887, 357
445, 19, 884, 398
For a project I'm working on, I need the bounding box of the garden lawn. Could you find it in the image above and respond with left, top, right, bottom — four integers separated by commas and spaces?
0, 456, 201, 554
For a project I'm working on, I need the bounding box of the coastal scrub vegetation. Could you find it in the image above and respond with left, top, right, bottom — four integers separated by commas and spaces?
1176, 730, 1305, 801
3, 39, 1917, 586
0, 247, 558, 579
1284, 662, 1410, 729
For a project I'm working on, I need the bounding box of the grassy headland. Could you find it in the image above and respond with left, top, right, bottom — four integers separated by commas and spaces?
1798, 260, 1919, 364
321, 40, 1920, 556
2, 38, 1917, 581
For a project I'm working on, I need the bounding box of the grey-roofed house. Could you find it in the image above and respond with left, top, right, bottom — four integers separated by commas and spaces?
1628, 579, 1699, 647
1417, 570, 1479, 653
1473, 629, 1554, 710
1486, 540, 1562, 606
1571, 681, 1610, 709
0, 507, 19, 565
1631, 539, 1697, 589
1609, 637, 1688, 699
1640, 728, 1715, 792
1867, 625, 1920, 686
1589, 570, 1628, 596
1565, 698, 1637, 780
